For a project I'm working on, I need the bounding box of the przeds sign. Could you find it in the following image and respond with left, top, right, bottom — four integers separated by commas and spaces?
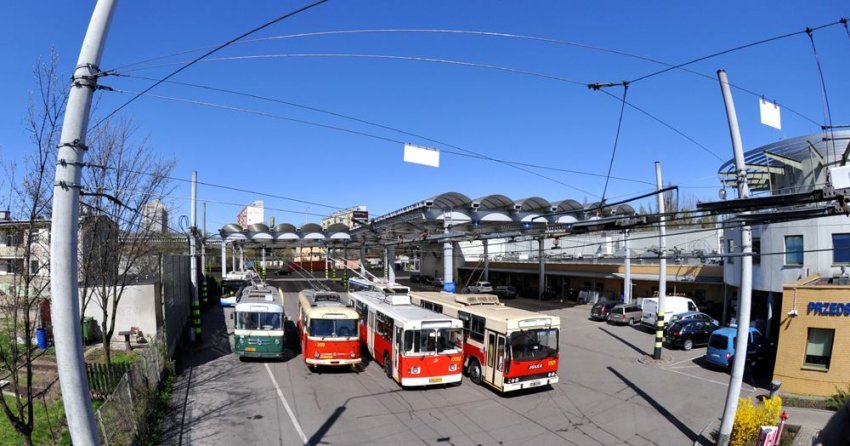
807, 301, 850, 316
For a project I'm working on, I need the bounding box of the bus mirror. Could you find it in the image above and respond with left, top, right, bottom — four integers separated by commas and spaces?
230, 313, 234, 321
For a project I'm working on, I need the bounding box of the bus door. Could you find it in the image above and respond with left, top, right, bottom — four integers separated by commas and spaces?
393, 326, 403, 380
367, 309, 375, 356
485, 331, 506, 388
494, 334, 506, 388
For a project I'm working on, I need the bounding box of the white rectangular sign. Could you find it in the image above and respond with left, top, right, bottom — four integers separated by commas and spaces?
759, 98, 782, 130
403, 143, 440, 168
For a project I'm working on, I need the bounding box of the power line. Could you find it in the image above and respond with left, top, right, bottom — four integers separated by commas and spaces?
600, 84, 629, 202
805, 28, 837, 162
108, 87, 601, 196
627, 19, 844, 84
113, 73, 657, 187
89, 0, 329, 131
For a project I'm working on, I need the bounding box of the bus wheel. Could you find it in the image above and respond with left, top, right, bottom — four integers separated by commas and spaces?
383, 353, 392, 379
468, 359, 483, 385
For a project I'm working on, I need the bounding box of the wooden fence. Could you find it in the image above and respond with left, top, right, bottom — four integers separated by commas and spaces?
85, 362, 131, 400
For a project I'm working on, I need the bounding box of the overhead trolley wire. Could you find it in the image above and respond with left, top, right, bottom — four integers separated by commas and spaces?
113, 73, 657, 187
108, 86, 601, 197
805, 28, 838, 163
600, 83, 629, 203
627, 19, 845, 84
89, 0, 329, 131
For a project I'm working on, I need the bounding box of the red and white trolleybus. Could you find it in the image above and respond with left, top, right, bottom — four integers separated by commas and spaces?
347, 278, 464, 387
410, 292, 560, 392
297, 289, 361, 368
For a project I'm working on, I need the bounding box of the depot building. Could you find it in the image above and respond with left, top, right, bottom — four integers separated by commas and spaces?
773, 276, 850, 397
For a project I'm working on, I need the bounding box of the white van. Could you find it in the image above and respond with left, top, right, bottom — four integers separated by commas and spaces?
640, 296, 699, 329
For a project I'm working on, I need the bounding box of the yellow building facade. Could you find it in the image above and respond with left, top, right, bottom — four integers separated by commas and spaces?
774, 276, 850, 397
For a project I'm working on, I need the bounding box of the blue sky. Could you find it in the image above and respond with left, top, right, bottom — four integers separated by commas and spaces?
2, 1, 848, 231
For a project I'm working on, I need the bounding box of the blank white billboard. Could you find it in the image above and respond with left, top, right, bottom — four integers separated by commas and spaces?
403, 143, 440, 168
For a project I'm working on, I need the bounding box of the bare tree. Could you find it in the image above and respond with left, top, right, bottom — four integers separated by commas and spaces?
0, 51, 65, 446
79, 117, 174, 366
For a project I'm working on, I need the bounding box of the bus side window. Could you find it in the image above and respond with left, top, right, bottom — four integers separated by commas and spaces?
458, 312, 472, 340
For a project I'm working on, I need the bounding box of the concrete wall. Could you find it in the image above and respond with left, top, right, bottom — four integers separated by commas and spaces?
83, 282, 162, 342
774, 276, 850, 396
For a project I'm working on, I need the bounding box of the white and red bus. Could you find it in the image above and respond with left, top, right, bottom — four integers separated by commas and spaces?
410, 292, 560, 392
297, 290, 361, 369
347, 279, 463, 387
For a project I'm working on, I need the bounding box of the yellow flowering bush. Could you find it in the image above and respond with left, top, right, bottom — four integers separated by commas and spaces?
730, 396, 782, 446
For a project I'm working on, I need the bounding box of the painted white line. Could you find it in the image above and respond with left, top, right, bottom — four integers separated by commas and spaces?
265, 363, 309, 445
662, 367, 753, 393
565, 323, 598, 330
668, 354, 703, 367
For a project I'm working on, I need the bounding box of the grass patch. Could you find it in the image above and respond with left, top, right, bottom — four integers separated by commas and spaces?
781, 394, 841, 411
0, 395, 70, 445
138, 370, 174, 446
84, 347, 139, 365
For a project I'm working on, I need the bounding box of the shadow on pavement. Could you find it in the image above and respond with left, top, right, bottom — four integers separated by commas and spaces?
598, 326, 649, 356
607, 366, 699, 443
174, 304, 232, 374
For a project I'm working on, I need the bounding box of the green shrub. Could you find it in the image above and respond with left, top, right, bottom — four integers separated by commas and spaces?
829, 384, 850, 411
730, 396, 782, 446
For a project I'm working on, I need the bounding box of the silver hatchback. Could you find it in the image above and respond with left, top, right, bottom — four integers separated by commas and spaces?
607, 304, 643, 326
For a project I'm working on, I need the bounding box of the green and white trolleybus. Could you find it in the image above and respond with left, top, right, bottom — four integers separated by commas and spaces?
234, 284, 285, 359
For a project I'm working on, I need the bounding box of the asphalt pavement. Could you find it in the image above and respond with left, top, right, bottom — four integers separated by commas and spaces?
161, 278, 781, 446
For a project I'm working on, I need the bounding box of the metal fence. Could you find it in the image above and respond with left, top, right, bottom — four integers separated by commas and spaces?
95, 329, 169, 446
161, 255, 191, 357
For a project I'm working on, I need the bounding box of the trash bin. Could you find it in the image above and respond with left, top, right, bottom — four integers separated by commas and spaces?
36, 328, 47, 349
82, 317, 96, 344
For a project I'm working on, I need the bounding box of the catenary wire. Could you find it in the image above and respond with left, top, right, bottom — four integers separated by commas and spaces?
112, 73, 657, 187
88, 0, 329, 131
108, 87, 601, 197
600, 84, 629, 203
805, 29, 837, 162
627, 19, 845, 84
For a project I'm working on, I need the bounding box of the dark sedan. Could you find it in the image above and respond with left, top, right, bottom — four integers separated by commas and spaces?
590, 301, 619, 321
665, 319, 719, 351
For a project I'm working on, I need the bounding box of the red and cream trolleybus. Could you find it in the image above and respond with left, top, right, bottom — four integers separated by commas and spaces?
347, 278, 464, 387
297, 290, 361, 369
410, 292, 560, 392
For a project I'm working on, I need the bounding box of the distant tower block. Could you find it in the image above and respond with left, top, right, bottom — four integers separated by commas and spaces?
143, 199, 168, 233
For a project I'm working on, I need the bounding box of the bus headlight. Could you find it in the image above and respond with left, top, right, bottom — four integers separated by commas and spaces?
275, 339, 280, 345
449, 364, 458, 372
409, 366, 421, 375
548, 372, 556, 377
314, 352, 320, 359
350, 352, 356, 358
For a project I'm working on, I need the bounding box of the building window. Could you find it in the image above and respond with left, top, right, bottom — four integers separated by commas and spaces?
30, 260, 38, 275
785, 235, 803, 266
832, 233, 850, 264
752, 238, 760, 264
804, 328, 834, 371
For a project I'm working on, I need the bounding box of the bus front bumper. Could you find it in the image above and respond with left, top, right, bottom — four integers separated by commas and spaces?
400, 373, 462, 387
305, 358, 362, 366
237, 351, 284, 359
502, 375, 558, 392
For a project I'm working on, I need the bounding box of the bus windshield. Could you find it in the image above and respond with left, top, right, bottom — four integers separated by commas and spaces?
309, 319, 357, 337
237, 312, 282, 330
403, 328, 461, 355
222, 280, 246, 298
509, 329, 559, 361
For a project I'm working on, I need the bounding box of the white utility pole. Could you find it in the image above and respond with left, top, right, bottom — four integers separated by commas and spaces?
653, 162, 668, 360
717, 69, 753, 446
189, 171, 199, 342
201, 201, 207, 305
49, 1, 118, 443
623, 230, 631, 304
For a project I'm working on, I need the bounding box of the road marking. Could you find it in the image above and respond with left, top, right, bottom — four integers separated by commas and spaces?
564, 323, 598, 330
668, 354, 703, 367
661, 366, 753, 393
265, 363, 309, 445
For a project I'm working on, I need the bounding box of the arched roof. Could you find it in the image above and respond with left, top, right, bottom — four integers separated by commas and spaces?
515, 197, 551, 212
325, 223, 350, 234
473, 194, 514, 210
221, 223, 243, 234
300, 223, 323, 234
248, 223, 269, 233
429, 192, 471, 209
553, 199, 583, 213
273, 223, 297, 234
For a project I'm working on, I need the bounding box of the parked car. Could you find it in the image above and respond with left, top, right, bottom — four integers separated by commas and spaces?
467, 281, 493, 293
705, 327, 767, 370
274, 268, 291, 276
492, 285, 517, 299
668, 311, 718, 327
640, 296, 699, 329
420, 275, 435, 285
432, 278, 444, 287
409, 273, 422, 283
590, 301, 619, 321
665, 319, 719, 350
606, 303, 643, 326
